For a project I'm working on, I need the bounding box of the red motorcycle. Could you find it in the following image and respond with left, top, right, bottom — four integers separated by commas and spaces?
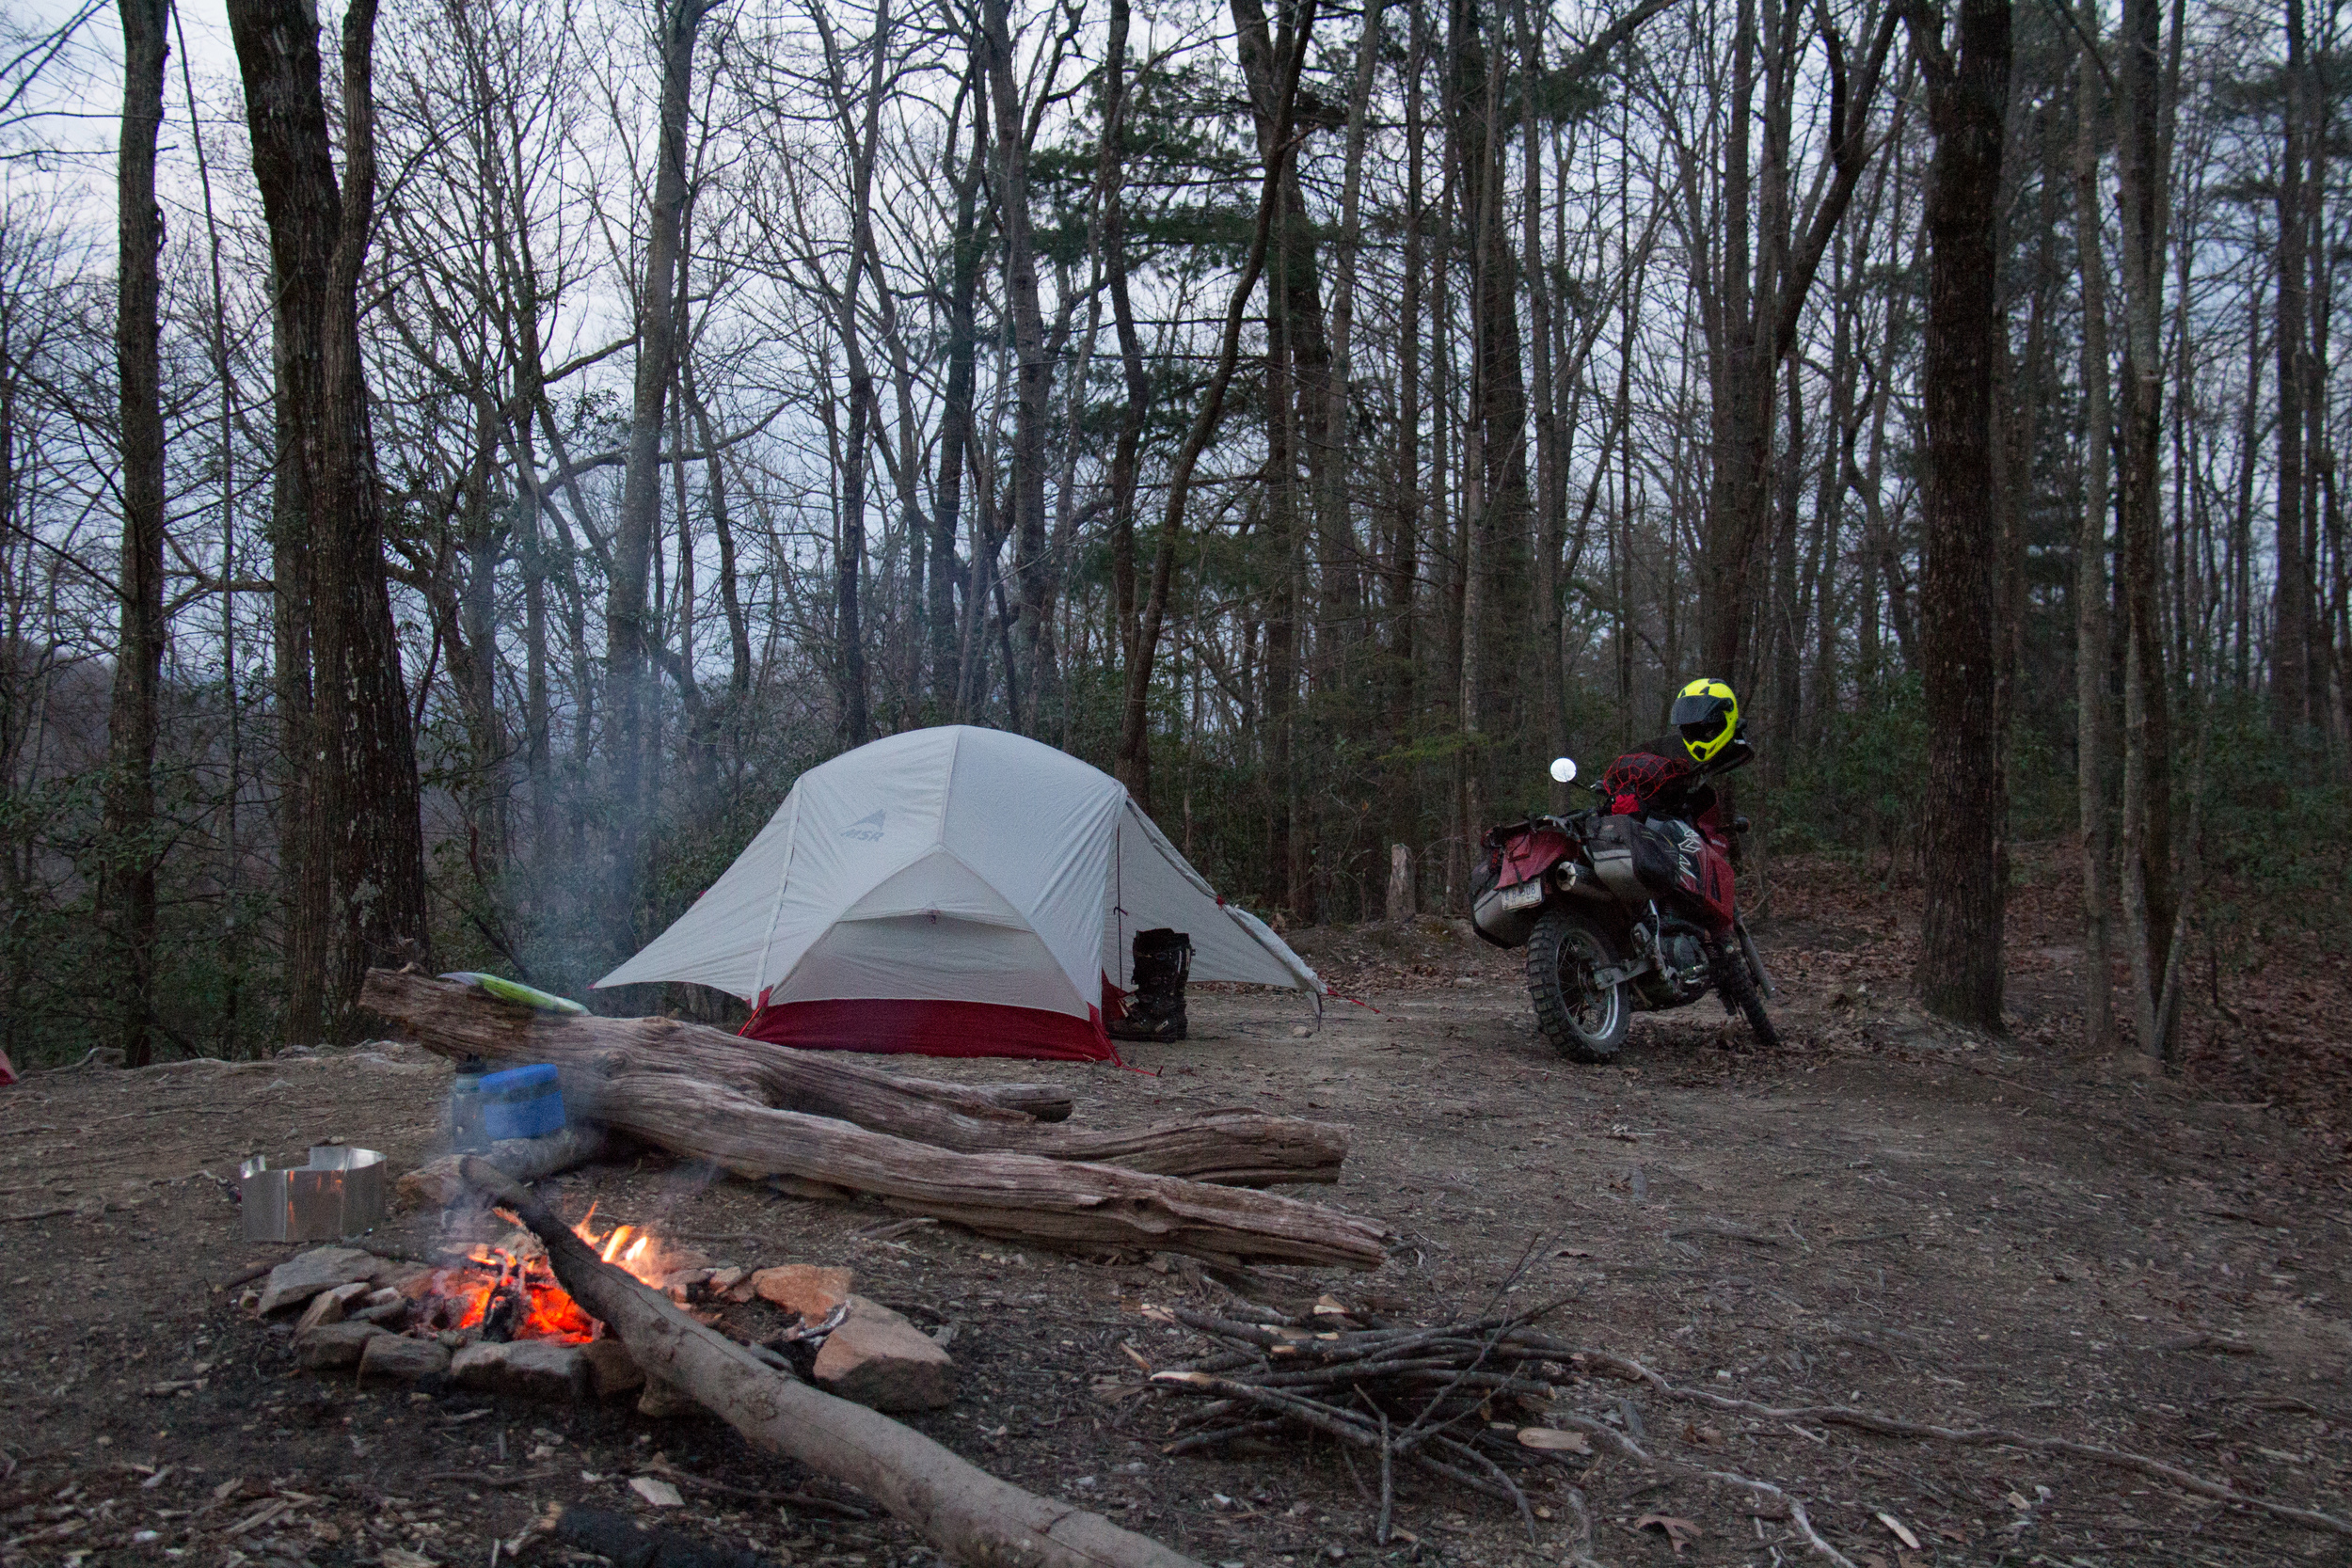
1470, 755, 1776, 1063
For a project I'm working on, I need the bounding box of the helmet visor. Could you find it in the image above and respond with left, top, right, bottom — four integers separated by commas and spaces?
1669, 691, 1733, 733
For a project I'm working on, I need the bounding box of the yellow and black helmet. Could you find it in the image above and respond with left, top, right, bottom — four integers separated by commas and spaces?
1670, 677, 1740, 764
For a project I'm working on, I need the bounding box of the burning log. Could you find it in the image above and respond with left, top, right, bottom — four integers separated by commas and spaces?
460, 1158, 1206, 1568
398, 1123, 611, 1209
362, 968, 1344, 1186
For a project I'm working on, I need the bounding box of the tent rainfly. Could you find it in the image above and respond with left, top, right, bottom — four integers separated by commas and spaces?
597, 726, 1323, 1061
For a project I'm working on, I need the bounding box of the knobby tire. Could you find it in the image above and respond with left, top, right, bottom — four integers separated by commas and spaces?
1525, 910, 1629, 1064
1712, 941, 1780, 1049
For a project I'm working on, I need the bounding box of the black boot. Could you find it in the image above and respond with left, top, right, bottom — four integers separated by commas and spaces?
1109, 928, 1191, 1042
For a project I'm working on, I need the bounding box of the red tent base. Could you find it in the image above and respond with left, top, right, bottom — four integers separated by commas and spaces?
0, 1048, 15, 1086
739, 996, 1114, 1062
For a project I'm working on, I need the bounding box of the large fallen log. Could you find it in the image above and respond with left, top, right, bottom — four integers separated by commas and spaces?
361, 968, 1343, 1185
460, 1159, 1204, 1568
551, 1066, 1386, 1267
897, 1077, 1073, 1123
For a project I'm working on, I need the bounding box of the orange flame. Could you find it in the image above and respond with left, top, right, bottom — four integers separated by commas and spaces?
407, 1212, 678, 1345
580, 1219, 670, 1286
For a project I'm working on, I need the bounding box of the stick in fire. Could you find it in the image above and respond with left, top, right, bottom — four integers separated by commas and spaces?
455, 1157, 1207, 1568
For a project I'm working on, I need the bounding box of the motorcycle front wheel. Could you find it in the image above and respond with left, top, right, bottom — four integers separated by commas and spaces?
1526, 909, 1629, 1063
1711, 940, 1782, 1050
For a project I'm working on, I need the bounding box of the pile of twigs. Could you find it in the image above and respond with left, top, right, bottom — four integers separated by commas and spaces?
1147, 1301, 1588, 1541
1147, 1296, 2352, 1567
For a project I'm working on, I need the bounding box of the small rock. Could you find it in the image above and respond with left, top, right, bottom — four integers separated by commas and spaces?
750, 1263, 853, 1321
358, 1335, 451, 1383
451, 1339, 589, 1401
258, 1246, 380, 1315
295, 1280, 373, 1335
636, 1375, 695, 1418
580, 1338, 646, 1398
812, 1295, 956, 1411
370, 1262, 435, 1296
295, 1321, 389, 1370
392, 1153, 483, 1211
628, 1476, 684, 1508
707, 1265, 747, 1292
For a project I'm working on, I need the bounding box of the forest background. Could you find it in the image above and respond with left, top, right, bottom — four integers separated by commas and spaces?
0, 0, 2344, 1068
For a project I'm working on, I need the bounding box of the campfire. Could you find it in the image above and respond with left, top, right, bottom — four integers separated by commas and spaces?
405, 1209, 679, 1346
262, 1191, 951, 1417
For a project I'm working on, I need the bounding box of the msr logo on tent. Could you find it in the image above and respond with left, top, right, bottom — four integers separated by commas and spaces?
841, 810, 886, 842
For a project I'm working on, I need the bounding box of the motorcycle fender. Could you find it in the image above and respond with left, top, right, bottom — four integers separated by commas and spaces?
1499, 828, 1572, 889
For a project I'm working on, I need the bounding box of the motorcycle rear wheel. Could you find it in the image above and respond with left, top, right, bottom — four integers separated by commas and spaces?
1526, 910, 1629, 1063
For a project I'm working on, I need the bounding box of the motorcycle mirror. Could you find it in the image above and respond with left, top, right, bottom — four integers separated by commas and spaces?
1549, 756, 1578, 784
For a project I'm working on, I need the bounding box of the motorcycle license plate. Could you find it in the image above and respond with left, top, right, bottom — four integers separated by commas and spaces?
1498, 879, 1545, 911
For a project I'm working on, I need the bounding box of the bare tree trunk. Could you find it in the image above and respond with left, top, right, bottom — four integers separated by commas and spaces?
1807, 223, 1857, 742
1329, 0, 1388, 770
1115, 0, 1317, 811
1099, 0, 1147, 701
978, 0, 1053, 736
606, 0, 714, 962
932, 76, 987, 715
1697, 3, 1900, 679
1265, 306, 1301, 914
228, 0, 433, 1039
1998, 96, 2060, 753
2111, 0, 2176, 1057
814, 0, 896, 745
2274, 0, 2313, 739
1514, 0, 1565, 773
449, 399, 512, 881
1449, 0, 1526, 785
267, 287, 326, 1047
2072, 5, 2116, 1053
1384, 0, 1425, 846
683, 372, 751, 702
1771, 356, 1804, 774
175, 1, 245, 1053
102, 0, 170, 1068
1909, 0, 2012, 1029
1699, 0, 1762, 683
1613, 100, 1641, 738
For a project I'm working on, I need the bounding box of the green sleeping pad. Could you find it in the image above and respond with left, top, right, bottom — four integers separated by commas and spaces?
439, 972, 589, 1015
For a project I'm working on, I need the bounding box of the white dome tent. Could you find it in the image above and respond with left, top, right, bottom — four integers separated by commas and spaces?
597, 726, 1322, 1060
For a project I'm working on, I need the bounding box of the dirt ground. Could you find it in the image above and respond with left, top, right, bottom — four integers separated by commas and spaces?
2, 848, 2346, 1568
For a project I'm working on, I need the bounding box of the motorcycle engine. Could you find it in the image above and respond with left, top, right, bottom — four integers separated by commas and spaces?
1633, 916, 1712, 1007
